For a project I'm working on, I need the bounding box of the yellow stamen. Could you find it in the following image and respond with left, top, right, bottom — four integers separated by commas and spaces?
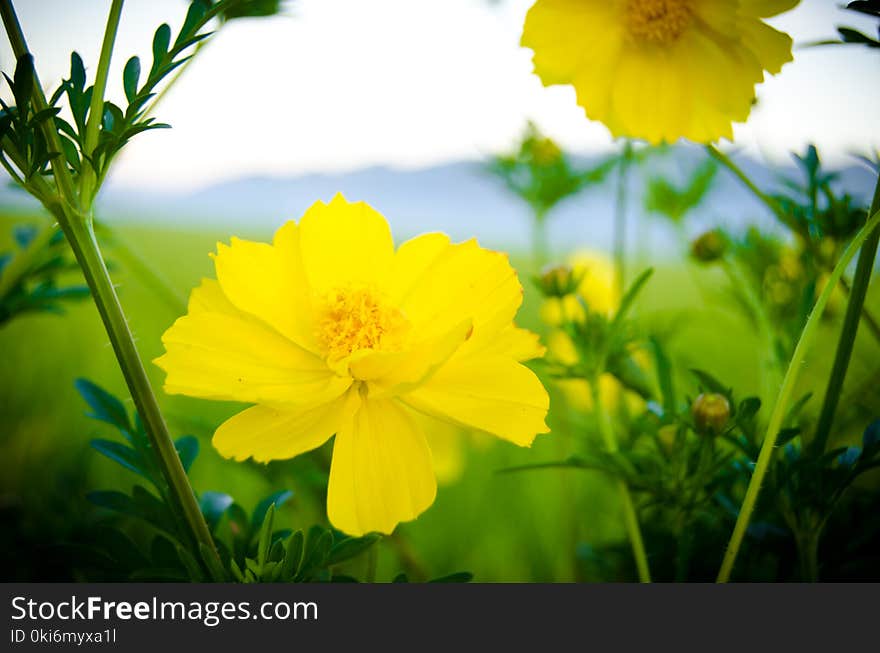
316, 284, 410, 361
625, 0, 692, 45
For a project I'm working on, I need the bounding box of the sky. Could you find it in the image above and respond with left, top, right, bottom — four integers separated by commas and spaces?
0, 0, 878, 191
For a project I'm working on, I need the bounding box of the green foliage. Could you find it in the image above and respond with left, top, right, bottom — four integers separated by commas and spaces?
644, 159, 718, 224
812, 1, 880, 48
0, 224, 89, 324
487, 121, 615, 217
73, 378, 396, 583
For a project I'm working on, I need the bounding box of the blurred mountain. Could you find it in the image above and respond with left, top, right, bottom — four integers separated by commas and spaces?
1, 145, 875, 255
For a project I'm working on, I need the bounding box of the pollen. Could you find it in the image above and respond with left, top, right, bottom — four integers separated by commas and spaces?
625, 0, 692, 45
315, 284, 410, 361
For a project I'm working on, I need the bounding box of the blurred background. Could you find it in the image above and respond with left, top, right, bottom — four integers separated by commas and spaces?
1, 0, 878, 581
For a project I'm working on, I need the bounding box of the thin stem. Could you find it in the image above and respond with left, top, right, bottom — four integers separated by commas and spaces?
591, 378, 651, 582
717, 206, 880, 582
532, 209, 549, 270
811, 176, 880, 454
0, 0, 79, 212
709, 143, 880, 346
0, 220, 57, 301
613, 140, 633, 293
706, 144, 780, 215
142, 38, 210, 121
79, 0, 124, 205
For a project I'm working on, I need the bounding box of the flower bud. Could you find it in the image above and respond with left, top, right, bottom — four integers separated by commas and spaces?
657, 424, 678, 453
691, 393, 730, 435
536, 264, 584, 299
690, 230, 726, 263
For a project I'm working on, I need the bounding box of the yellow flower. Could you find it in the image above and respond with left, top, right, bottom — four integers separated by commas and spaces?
155, 194, 549, 536
521, 0, 799, 144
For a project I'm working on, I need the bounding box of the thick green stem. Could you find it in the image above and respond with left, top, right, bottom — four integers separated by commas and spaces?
613, 140, 633, 293
717, 207, 880, 582
79, 0, 123, 204
62, 217, 219, 568
796, 528, 820, 582
591, 378, 651, 582
1, 0, 219, 571
811, 176, 880, 454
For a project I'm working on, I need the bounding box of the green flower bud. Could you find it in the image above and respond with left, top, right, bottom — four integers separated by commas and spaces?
536, 264, 584, 298
690, 230, 726, 263
692, 393, 730, 435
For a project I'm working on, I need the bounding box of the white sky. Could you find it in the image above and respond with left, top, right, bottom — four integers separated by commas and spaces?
1, 0, 878, 191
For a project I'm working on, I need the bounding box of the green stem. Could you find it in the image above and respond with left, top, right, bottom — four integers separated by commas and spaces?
1, 0, 220, 570
796, 527, 820, 582
0, 220, 57, 301
811, 176, 880, 454
613, 140, 633, 293
717, 206, 880, 582
532, 209, 549, 271
709, 143, 880, 347
63, 216, 220, 568
79, 0, 124, 205
706, 144, 780, 215
591, 377, 651, 582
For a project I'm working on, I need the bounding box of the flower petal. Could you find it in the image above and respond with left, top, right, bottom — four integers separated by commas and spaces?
213, 392, 356, 463
155, 298, 350, 405
403, 354, 550, 447
398, 239, 523, 346
213, 226, 318, 353
298, 194, 395, 295
327, 398, 437, 536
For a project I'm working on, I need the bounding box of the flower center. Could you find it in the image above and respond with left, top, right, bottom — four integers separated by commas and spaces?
315, 284, 410, 361
625, 0, 692, 45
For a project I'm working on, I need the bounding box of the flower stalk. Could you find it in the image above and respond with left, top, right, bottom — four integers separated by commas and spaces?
717, 205, 880, 582
591, 376, 651, 582
811, 175, 880, 454
0, 0, 220, 572
613, 140, 633, 292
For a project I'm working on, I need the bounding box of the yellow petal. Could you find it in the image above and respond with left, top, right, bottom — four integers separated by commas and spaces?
348, 318, 473, 396
213, 229, 318, 353
213, 392, 356, 463
473, 325, 545, 362
155, 304, 350, 405
737, 15, 793, 76
403, 354, 550, 447
327, 398, 437, 536
399, 239, 523, 346
419, 414, 466, 485
298, 194, 395, 295
186, 278, 237, 315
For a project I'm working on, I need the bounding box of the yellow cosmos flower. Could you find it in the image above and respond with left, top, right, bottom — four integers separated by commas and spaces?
521, 0, 799, 144
155, 194, 550, 536
540, 249, 619, 327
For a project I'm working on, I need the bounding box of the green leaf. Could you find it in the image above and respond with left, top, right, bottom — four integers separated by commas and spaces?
279, 530, 304, 580
13, 54, 34, 116
256, 503, 275, 569
429, 572, 473, 583
151, 24, 172, 75
199, 491, 233, 531
612, 268, 653, 327
123, 56, 141, 103
251, 489, 293, 532
326, 534, 381, 567
87, 490, 136, 514
690, 369, 731, 397
649, 336, 676, 416
174, 435, 199, 473
177, 0, 210, 46
90, 439, 146, 477
75, 378, 131, 431
69, 52, 86, 91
